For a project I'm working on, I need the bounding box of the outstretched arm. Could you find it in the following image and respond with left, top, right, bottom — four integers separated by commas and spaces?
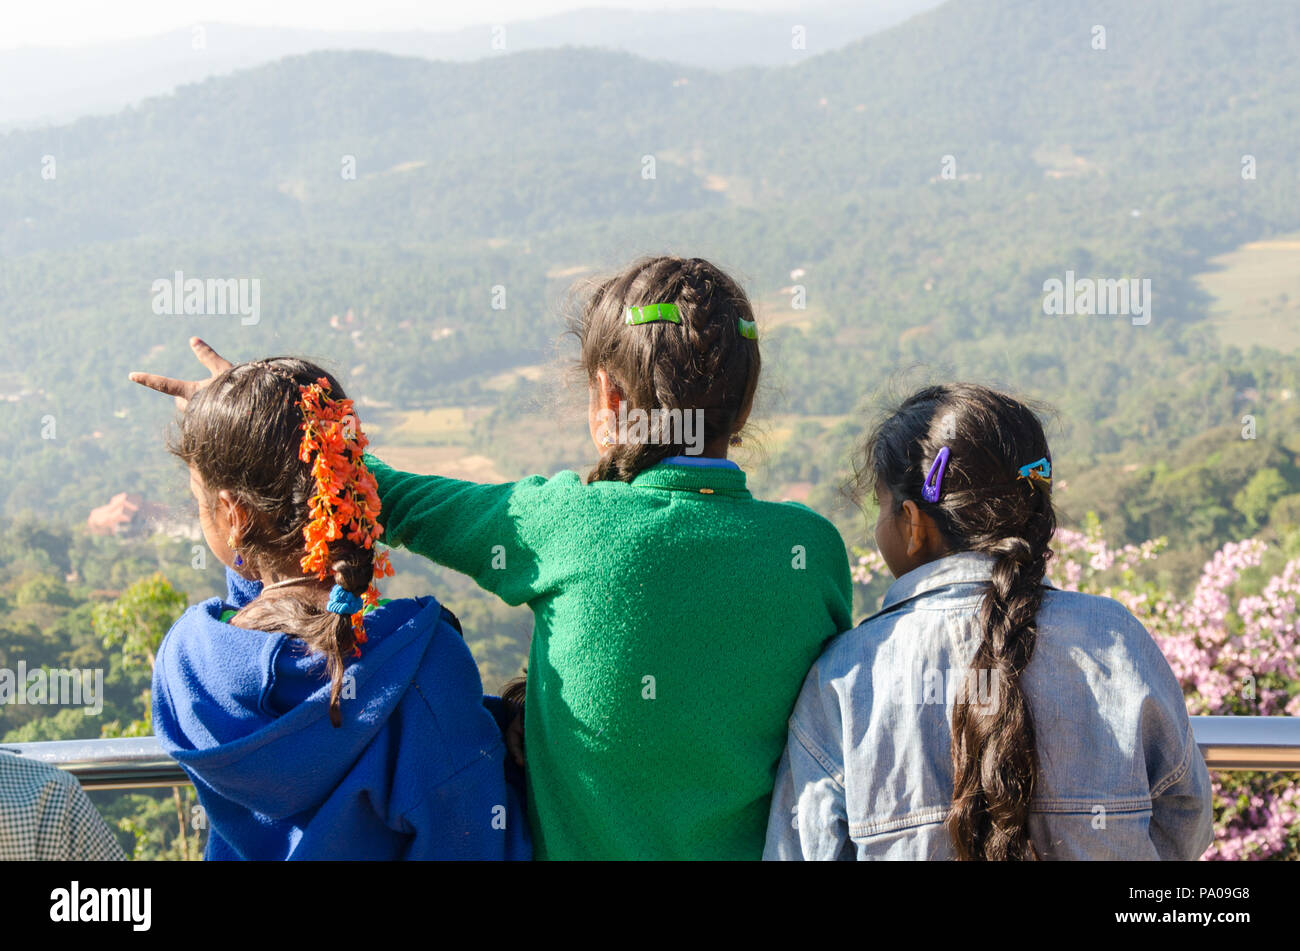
364, 454, 546, 606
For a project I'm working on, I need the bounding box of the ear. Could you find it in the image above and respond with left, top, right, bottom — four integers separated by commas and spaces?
215, 489, 248, 544
595, 368, 623, 414
732, 401, 752, 435
899, 499, 940, 559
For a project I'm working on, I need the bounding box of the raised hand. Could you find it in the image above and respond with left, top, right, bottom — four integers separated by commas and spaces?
129, 337, 234, 410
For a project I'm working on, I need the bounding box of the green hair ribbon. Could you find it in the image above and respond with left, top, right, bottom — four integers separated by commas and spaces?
625, 301, 759, 340
625, 303, 681, 326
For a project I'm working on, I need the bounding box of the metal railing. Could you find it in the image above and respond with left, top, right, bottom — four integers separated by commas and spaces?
1, 736, 187, 790
1189, 716, 1300, 769
3, 716, 1299, 789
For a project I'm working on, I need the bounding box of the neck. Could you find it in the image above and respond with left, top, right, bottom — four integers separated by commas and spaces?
259, 575, 330, 612
249, 561, 330, 593
262, 575, 322, 591
698, 437, 731, 459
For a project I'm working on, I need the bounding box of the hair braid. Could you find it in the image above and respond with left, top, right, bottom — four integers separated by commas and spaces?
860, 383, 1057, 860
949, 521, 1051, 859
173, 357, 383, 729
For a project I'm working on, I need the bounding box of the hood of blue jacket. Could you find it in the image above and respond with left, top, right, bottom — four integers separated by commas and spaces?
153, 594, 454, 819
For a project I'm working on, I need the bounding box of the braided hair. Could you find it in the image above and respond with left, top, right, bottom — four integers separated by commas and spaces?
858, 383, 1056, 860
572, 256, 761, 483
171, 358, 376, 728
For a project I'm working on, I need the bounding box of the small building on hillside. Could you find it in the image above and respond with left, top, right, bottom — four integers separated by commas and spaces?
87, 492, 167, 538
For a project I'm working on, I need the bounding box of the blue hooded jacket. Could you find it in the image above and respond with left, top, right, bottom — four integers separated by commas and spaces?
152, 569, 531, 860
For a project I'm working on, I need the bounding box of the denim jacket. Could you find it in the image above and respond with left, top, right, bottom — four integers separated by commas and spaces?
764, 551, 1214, 860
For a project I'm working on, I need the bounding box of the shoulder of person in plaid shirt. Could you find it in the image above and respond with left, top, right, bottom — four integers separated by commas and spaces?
0, 751, 126, 861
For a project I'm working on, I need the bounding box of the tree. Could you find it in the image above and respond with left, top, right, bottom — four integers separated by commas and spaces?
92, 573, 185, 673
1233, 468, 1289, 531
91, 573, 200, 859
1268, 493, 1300, 533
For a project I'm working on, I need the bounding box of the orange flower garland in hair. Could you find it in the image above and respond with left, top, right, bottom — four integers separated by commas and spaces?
297, 377, 394, 653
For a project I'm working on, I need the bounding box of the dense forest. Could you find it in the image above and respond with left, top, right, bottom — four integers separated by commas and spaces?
1, 0, 1298, 857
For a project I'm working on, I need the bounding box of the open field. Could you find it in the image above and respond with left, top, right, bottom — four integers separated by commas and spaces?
1197, 235, 1300, 353
368, 444, 509, 483
368, 406, 493, 444
754, 295, 824, 333
746, 413, 853, 456
483, 364, 549, 391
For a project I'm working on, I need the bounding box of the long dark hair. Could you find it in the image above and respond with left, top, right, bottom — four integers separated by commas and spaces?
171, 358, 374, 728
572, 256, 761, 483
857, 383, 1056, 860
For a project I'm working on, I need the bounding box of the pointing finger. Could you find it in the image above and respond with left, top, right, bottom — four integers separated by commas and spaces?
128, 372, 191, 399
190, 337, 233, 376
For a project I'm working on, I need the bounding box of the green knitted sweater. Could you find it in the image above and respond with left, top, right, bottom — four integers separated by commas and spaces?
365, 455, 853, 860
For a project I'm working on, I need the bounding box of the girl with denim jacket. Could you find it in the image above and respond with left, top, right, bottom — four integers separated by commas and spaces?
765, 383, 1213, 860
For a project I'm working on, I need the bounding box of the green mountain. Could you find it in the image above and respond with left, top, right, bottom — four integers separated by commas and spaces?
2, 0, 1299, 590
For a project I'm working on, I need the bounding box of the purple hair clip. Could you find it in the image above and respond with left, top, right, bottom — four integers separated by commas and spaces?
921, 447, 950, 504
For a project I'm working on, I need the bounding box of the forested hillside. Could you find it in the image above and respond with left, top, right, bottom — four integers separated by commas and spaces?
3, 0, 1298, 560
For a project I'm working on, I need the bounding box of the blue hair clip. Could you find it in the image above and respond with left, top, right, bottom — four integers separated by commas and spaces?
326, 585, 363, 616
1017, 457, 1052, 483
921, 447, 950, 504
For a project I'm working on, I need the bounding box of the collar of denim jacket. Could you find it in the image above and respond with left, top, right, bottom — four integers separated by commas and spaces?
878, 549, 1058, 614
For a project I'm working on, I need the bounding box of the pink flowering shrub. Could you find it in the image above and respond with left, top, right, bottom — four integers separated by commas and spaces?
850, 518, 1300, 860
850, 549, 888, 590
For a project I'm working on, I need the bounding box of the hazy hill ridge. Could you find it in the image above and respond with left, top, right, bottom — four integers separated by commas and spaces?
3, 0, 1296, 253
0, 2, 946, 129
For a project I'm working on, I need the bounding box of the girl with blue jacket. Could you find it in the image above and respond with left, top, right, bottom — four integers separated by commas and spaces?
149, 357, 530, 860
765, 384, 1213, 860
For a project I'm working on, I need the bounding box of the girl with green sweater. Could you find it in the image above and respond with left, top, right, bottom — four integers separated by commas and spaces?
134, 257, 852, 859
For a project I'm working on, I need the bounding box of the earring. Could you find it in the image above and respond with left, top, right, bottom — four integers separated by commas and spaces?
228, 534, 244, 568
729, 434, 743, 447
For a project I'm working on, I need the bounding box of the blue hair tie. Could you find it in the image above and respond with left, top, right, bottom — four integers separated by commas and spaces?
326, 585, 363, 616
1017, 457, 1052, 484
